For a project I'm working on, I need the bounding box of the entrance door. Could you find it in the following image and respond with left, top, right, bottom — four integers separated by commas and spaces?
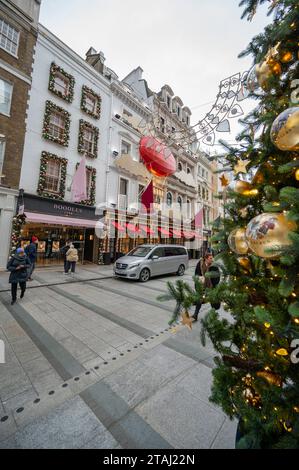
84, 229, 94, 262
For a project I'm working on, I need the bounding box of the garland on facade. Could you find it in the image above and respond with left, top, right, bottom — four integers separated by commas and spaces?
48, 62, 75, 103
75, 162, 96, 205
81, 85, 101, 119
78, 119, 99, 158
37, 151, 68, 200
42, 100, 71, 147
11, 214, 27, 254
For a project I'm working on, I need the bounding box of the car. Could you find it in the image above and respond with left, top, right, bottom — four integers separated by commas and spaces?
113, 244, 189, 282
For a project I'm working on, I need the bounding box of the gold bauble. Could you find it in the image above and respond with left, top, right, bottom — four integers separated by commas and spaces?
255, 58, 281, 89
237, 256, 251, 272
246, 212, 296, 259
256, 371, 282, 387
235, 180, 252, 194
270, 107, 299, 152
280, 50, 293, 63
228, 228, 249, 255
252, 162, 274, 185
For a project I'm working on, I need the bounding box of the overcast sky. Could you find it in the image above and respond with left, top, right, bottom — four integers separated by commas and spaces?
39, 0, 272, 152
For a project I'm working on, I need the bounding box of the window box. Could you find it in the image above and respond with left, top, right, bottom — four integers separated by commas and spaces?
42, 101, 71, 147
78, 119, 99, 158
81, 85, 101, 119
37, 152, 68, 200
48, 63, 75, 103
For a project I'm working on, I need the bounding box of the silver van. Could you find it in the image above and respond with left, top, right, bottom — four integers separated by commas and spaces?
113, 244, 189, 282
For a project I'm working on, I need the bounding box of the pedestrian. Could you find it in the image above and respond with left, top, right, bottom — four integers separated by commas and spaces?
192, 252, 221, 321
60, 240, 71, 274
7, 247, 31, 305
25, 236, 38, 280
65, 244, 79, 276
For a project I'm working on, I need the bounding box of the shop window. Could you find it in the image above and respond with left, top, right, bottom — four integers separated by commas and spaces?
45, 159, 61, 193
0, 18, 19, 56
0, 78, 13, 116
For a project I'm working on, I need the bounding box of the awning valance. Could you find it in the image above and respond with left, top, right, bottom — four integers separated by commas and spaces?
25, 212, 99, 228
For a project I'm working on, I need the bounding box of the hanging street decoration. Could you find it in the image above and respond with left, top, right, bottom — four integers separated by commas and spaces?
220, 174, 229, 187
139, 136, 176, 177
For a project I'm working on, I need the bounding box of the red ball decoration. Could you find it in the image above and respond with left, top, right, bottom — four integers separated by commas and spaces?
139, 136, 176, 177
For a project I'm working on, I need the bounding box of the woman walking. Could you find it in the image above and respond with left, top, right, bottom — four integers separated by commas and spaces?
65, 244, 79, 276
7, 247, 31, 305
192, 252, 221, 321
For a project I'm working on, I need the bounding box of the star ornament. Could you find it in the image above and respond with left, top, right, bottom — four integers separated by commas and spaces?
234, 159, 249, 175
220, 174, 229, 187
181, 312, 193, 330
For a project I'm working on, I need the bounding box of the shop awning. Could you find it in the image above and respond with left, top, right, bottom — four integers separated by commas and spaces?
183, 231, 195, 239
172, 229, 182, 237
111, 220, 126, 232
25, 211, 99, 228
158, 227, 171, 236
139, 225, 156, 236
126, 223, 141, 234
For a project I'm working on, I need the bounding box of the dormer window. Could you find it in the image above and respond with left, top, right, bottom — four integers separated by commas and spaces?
167, 95, 171, 108
177, 107, 181, 119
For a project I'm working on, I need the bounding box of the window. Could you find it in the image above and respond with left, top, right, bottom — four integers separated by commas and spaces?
187, 167, 191, 174
53, 73, 69, 96
167, 95, 171, 108
166, 192, 172, 207
0, 138, 5, 174
171, 127, 176, 133
177, 196, 182, 210
0, 79, 13, 116
119, 177, 128, 210
48, 111, 66, 140
177, 107, 181, 118
120, 178, 128, 195
138, 184, 145, 202
206, 190, 209, 201
83, 127, 96, 154
121, 141, 131, 155
198, 186, 201, 198
85, 94, 97, 114
160, 117, 165, 133
186, 116, 189, 125
0, 18, 19, 56
151, 247, 165, 258
178, 162, 182, 171
45, 159, 61, 193
187, 200, 191, 218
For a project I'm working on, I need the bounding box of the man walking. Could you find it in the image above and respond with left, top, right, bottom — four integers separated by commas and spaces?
25, 236, 38, 280
7, 247, 31, 305
192, 252, 221, 321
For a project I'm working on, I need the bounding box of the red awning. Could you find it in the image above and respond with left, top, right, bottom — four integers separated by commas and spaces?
139, 225, 156, 235
172, 229, 182, 237
25, 212, 98, 229
158, 227, 171, 236
111, 220, 126, 232
126, 223, 141, 234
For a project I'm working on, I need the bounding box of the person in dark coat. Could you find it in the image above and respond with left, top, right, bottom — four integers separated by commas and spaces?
25, 236, 38, 280
60, 240, 71, 274
192, 252, 221, 321
7, 247, 31, 305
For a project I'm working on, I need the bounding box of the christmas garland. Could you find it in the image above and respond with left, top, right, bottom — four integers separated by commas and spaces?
78, 119, 99, 158
75, 162, 96, 206
37, 151, 68, 200
81, 85, 101, 119
11, 214, 27, 254
48, 62, 75, 103
42, 101, 71, 147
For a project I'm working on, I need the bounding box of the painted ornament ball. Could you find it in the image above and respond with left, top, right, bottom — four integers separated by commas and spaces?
245, 213, 296, 259
228, 228, 249, 255
270, 107, 299, 152
139, 137, 176, 177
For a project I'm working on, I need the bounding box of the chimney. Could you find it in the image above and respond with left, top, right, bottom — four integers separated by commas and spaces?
85, 48, 106, 75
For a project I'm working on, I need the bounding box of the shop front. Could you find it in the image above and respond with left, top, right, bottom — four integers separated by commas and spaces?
19, 193, 101, 266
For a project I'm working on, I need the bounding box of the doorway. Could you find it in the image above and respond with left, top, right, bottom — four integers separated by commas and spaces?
84, 229, 94, 262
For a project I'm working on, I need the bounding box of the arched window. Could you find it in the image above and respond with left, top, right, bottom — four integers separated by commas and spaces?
177, 196, 182, 210
166, 192, 173, 207
187, 167, 191, 174
178, 162, 182, 172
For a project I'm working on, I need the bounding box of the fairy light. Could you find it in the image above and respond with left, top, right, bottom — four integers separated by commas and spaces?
276, 348, 288, 356
264, 322, 271, 329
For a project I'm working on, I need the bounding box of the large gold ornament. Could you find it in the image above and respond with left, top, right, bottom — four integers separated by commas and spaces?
295, 169, 299, 181
245, 212, 296, 259
235, 180, 258, 196
228, 228, 249, 255
256, 370, 282, 387
270, 107, 299, 151
255, 44, 282, 89
237, 256, 251, 272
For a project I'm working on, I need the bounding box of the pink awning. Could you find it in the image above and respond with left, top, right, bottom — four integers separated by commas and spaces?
172, 229, 182, 237
25, 212, 98, 228
126, 223, 141, 234
139, 225, 156, 235
158, 227, 171, 236
111, 220, 126, 232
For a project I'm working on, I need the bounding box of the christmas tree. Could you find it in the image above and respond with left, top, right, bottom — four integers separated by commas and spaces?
159, 0, 299, 448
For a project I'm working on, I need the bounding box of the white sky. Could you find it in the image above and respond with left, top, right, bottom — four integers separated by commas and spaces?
39, 0, 272, 153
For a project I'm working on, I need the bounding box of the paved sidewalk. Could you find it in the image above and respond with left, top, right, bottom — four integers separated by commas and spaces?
0, 261, 237, 449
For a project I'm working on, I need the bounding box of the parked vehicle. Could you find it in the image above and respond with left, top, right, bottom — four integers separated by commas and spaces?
113, 244, 189, 282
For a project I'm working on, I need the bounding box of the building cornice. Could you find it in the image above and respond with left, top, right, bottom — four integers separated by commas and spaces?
38, 24, 112, 94
111, 82, 151, 118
